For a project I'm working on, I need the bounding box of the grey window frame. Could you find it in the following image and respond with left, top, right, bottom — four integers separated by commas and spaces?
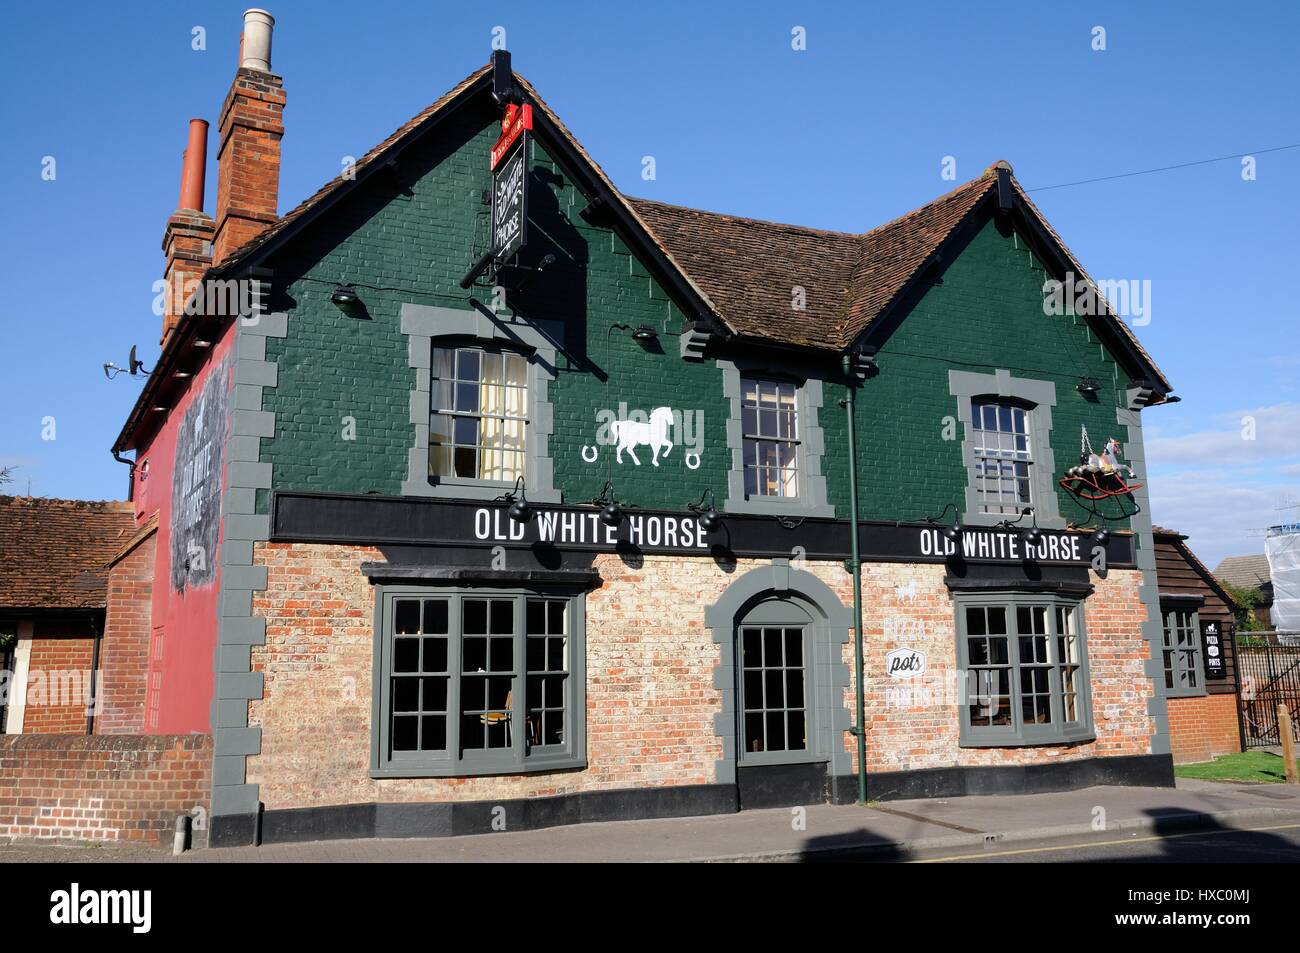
401, 304, 561, 503
736, 597, 817, 766
429, 344, 530, 485
955, 591, 1095, 748
740, 376, 801, 500
720, 358, 833, 518
970, 399, 1035, 516
949, 369, 1063, 529
1160, 606, 1207, 699
370, 585, 587, 778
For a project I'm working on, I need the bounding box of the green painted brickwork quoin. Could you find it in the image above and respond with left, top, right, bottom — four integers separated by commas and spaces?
258, 97, 1140, 529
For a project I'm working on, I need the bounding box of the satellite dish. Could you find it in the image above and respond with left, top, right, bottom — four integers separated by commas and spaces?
129, 345, 141, 375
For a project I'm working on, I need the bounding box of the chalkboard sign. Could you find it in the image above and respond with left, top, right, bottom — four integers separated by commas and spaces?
490, 136, 528, 267
1201, 619, 1228, 679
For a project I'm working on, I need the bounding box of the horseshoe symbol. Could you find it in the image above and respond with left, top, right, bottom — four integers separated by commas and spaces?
581, 445, 599, 463
685, 452, 701, 471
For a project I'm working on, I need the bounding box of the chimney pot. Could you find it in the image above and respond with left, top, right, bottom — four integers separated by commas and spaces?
240, 9, 275, 71
178, 119, 210, 211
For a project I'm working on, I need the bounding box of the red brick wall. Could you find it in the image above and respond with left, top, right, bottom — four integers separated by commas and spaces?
852, 564, 1156, 771
22, 622, 96, 734
1167, 693, 1241, 764
0, 734, 211, 844
245, 543, 1158, 810
97, 527, 156, 734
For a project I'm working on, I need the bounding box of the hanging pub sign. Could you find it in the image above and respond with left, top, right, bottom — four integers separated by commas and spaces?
488, 103, 532, 267
1201, 619, 1229, 679
490, 135, 528, 266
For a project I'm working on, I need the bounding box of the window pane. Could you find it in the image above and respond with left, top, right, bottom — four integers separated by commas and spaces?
457, 349, 480, 380
422, 637, 447, 673
393, 638, 419, 673
393, 678, 419, 712
392, 715, 418, 752
423, 600, 448, 634
464, 600, 487, 635
395, 600, 420, 635
422, 677, 448, 712
421, 715, 447, 751
489, 600, 513, 635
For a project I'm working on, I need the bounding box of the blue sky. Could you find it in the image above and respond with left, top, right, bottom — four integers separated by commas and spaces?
0, 0, 1295, 568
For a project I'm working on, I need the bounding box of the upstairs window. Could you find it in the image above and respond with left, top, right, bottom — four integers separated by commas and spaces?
971, 400, 1033, 516
429, 346, 528, 483
741, 377, 799, 498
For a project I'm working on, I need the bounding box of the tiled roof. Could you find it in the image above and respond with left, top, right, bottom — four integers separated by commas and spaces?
625, 198, 866, 349
1215, 554, 1272, 589
0, 497, 136, 610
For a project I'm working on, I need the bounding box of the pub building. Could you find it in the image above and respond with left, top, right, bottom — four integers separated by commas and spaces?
113, 11, 1184, 846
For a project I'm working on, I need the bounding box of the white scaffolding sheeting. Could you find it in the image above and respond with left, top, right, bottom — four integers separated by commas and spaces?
1266, 529, 1300, 634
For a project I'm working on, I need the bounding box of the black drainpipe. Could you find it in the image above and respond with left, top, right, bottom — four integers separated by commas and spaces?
112, 449, 136, 503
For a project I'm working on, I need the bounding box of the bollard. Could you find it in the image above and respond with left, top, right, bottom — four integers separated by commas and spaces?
1278, 703, 1299, 785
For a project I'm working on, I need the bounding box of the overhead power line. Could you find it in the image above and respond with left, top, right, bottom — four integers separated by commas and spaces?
1025, 142, 1300, 192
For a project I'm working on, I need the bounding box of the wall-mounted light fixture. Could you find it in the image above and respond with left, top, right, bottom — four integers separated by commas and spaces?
688, 488, 722, 533
500, 476, 532, 524
927, 502, 963, 542
331, 283, 361, 311
1077, 377, 1101, 395
1093, 526, 1110, 546
590, 480, 624, 527
631, 325, 659, 343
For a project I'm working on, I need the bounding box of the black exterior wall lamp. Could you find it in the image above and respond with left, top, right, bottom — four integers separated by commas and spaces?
996, 506, 1040, 544
590, 480, 624, 527
500, 476, 533, 524
687, 488, 721, 533
330, 283, 361, 310
927, 502, 963, 543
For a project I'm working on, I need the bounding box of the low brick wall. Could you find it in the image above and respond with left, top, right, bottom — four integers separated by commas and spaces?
0, 734, 211, 844
1167, 693, 1241, 764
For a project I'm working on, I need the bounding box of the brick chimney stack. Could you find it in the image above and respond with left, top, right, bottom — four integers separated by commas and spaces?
161, 119, 215, 345
212, 8, 284, 266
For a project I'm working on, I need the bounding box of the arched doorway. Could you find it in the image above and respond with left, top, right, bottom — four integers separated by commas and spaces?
705, 563, 853, 809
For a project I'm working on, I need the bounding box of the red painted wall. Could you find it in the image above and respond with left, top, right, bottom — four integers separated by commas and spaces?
130, 321, 236, 733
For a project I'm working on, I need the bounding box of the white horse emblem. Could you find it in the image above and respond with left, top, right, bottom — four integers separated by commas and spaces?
610, 406, 674, 466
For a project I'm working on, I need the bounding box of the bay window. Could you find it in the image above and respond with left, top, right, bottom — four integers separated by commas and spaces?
957, 592, 1094, 746
372, 587, 586, 776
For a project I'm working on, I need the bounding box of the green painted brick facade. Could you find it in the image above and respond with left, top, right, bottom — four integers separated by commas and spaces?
257, 97, 1138, 530
822, 217, 1134, 529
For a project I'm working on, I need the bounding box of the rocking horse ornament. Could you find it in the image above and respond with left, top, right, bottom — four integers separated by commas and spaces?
1059, 426, 1143, 512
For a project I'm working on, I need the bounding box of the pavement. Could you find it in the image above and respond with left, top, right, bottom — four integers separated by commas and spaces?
5, 777, 1300, 863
